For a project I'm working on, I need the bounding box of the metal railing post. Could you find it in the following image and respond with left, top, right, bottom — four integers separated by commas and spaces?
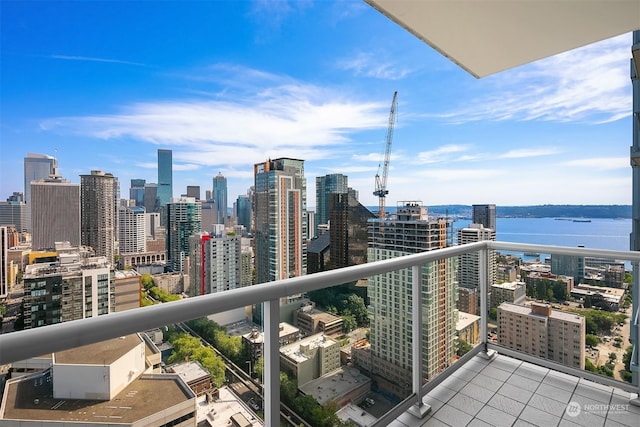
263, 299, 280, 426
478, 244, 496, 359
408, 264, 430, 418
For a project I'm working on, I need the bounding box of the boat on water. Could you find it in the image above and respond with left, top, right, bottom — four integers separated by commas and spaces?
523, 252, 540, 257
572, 219, 591, 223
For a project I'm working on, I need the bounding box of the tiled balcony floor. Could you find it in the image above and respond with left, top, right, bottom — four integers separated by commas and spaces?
391, 354, 639, 427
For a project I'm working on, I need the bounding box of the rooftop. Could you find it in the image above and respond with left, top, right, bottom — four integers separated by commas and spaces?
1, 371, 194, 423
54, 334, 142, 365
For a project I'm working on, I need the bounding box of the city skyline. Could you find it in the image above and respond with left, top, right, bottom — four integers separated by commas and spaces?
0, 1, 634, 207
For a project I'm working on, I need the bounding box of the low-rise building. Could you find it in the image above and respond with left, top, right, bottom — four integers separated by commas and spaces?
0, 334, 196, 426
491, 281, 526, 309
457, 311, 481, 345
294, 303, 343, 337
280, 333, 340, 386
167, 360, 212, 396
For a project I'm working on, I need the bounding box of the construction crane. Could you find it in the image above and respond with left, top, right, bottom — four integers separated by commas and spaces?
373, 91, 398, 218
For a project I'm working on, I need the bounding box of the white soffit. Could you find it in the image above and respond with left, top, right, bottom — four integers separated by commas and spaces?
366, 0, 640, 78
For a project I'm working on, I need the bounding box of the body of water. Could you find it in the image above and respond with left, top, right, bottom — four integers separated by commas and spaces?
452, 217, 632, 261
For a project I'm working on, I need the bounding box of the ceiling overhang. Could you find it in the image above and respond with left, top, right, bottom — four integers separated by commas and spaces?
366, 0, 640, 78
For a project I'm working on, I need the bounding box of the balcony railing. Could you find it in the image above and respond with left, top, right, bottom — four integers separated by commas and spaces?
1, 241, 639, 426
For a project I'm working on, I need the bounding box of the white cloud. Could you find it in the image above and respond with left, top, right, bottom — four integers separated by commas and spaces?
48, 54, 147, 67
40, 80, 390, 170
416, 144, 470, 163
337, 52, 414, 80
438, 34, 631, 124
561, 157, 628, 170
498, 147, 562, 159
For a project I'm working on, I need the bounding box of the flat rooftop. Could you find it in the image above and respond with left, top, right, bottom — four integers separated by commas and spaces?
169, 361, 210, 383
1, 371, 194, 423
456, 312, 481, 331
499, 303, 584, 324
54, 334, 142, 365
299, 366, 371, 406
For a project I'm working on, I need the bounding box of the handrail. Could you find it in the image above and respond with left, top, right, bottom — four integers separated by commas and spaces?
1, 240, 639, 426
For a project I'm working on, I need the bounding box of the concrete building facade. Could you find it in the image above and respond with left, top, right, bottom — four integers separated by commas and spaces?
367, 202, 457, 397
81, 170, 118, 265
31, 178, 80, 251
498, 302, 585, 369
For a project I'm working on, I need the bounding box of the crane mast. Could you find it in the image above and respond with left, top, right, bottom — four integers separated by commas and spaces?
374, 91, 398, 218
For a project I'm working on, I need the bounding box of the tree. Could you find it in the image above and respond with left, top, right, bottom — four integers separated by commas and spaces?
342, 313, 357, 333
457, 339, 473, 357
489, 307, 497, 321
585, 334, 599, 348
141, 273, 154, 290
252, 356, 264, 379
343, 294, 369, 326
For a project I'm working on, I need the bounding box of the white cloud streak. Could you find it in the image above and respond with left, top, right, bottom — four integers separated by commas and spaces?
49, 54, 147, 67
40, 78, 390, 169
437, 34, 631, 124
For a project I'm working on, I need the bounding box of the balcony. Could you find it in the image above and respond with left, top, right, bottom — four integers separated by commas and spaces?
1, 241, 639, 426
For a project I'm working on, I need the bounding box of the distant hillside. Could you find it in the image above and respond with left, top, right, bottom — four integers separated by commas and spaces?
425, 205, 632, 219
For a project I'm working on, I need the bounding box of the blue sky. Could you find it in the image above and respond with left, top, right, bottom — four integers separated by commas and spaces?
0, 1, 634, 208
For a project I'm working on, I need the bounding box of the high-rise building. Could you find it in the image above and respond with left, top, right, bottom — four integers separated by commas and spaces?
81, 170, 117, 265
189, 231, 242, 296
236, 194, 252, 233
315, 173, 348, 229
329, 192, 375, 270
22, 245, 113, 329
130, 179, 146, 207
253, 158, 307, 284
143, 182, 159, 214
23, 153, 58, 231
0, 201, 28, 233
367, 202, 457, 398
186, 185, 200, 201
166, 197, 201, 272
472, 204, 496, 231
457, 224, 496, 290
119, 206, 147, 254
212, 172, 227, 225
0, 226, 8, 297
157, 149, 173, 206
498, 302, 585, 369
31, 177, 80, 250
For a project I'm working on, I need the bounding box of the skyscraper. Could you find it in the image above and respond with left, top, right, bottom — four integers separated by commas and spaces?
143, 183, 159, 214
130, 179, 146, 207
119, 206, 147, 254
81, 170, 117, 264
457, 224, 497, 291
0, 226, 8, 297
472, 204, 496, 231
31, 177, 80, 250
329, 192, 375, 269
367, 202, 457, 398
166, 197, 201, 272
253, 158, 307, 284
23, 153, 58, 231
212, 172, 227, 225
189, 231, 241, 296
186, 185, 200, 201
157, 149, 173, 206
315, 173, 348, 229
236, 194, 252, 233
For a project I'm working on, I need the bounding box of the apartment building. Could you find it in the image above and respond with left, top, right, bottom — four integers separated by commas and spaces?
498, 302, 586, 369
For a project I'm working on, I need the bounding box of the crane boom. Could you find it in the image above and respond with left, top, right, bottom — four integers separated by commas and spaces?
373, 91, 398, 218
